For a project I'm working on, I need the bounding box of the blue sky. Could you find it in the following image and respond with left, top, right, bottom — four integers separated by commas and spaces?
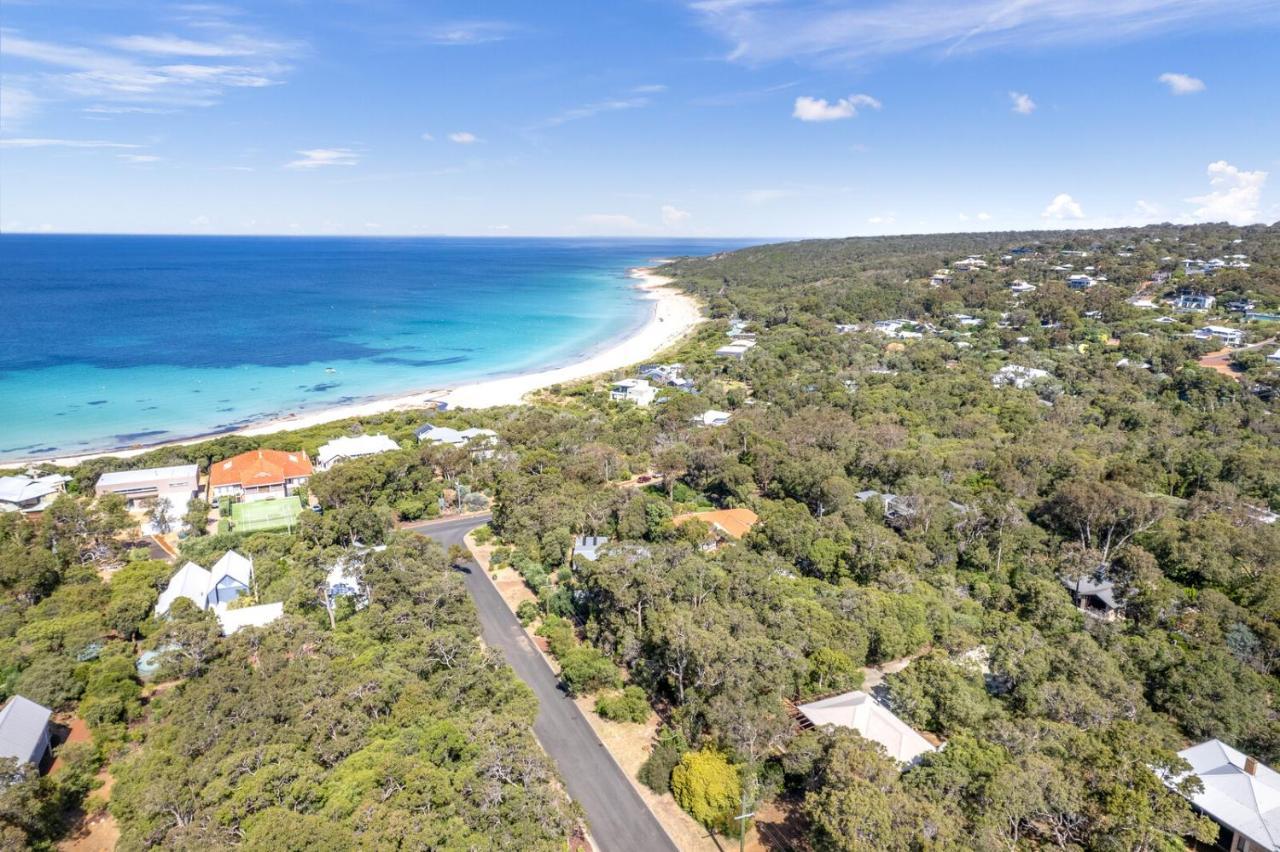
1, 0, 1277, 237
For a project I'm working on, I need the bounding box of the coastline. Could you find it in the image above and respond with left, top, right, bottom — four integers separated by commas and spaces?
5, 267, 701, 469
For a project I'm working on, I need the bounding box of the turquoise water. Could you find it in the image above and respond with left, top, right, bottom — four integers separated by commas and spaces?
0, 236, 751, 459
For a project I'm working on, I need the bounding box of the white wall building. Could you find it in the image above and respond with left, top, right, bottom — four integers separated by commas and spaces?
797, 691, 937, 766
315, 434, 400, 470
609, 378, 658, 407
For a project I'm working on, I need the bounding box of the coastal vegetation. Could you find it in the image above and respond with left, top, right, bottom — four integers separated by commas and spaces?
1, 222, 1278, 849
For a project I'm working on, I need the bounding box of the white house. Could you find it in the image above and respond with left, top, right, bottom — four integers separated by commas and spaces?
217, 602, 284, 636
930, 270, 953, 287
1067, 274, 1096, 289
797, 691, 937, 766
573, 535, 609, 562
0, 473, 70, 513
1009, 281, 1037, 294
696, 410, 732, 427
1173, 293, 1216, 312
1166, 739, 1280, 852
315, 434, 400, 471
1267, 348, 1280, 365
874, 320, 924, 339
716, 339, 756, 359
1194, 326, 1245, 347
0, 695, 52, 769
992, 364, 1052, 389
415, 425, 499, 454
609, 378, 658, 407
156, 551, 254, 615
95, 464, 198, 508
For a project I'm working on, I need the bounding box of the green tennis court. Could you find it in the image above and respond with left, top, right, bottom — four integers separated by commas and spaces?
229, 497, 304, 533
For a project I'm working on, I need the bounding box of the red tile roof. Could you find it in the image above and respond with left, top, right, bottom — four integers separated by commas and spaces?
209, 449, 313, 489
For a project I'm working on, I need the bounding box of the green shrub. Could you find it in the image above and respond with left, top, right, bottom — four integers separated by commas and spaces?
471, 525, 494, 545
595, 686, 651, 724
535, 615, 576, 658
516, 600, 540, 626
671, 749, 741, 835
394, 497, 427, 521
639, 727, 689, 794
557, 646, 620, 696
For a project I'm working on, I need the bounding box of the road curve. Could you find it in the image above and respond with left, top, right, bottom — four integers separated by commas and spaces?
405, 515, 678, 852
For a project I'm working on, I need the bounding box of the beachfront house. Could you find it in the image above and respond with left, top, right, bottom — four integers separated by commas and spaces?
94, 464, 198, 508
672, 507, 759, 550
639, 363, 694, 391
609, 378, 658, 407
796, 691, 937, 767
716, 339, 756, 359
0, 473, 70, 513
415, 425, 499, 455
315, 434, 400, 471
210, 449, 313, 502
1194, 326, 1245, 347
992, 364, 1052, 389
1061, 572, 1123, 621
156, 551, 254, 615
1165, 739, 1280, 852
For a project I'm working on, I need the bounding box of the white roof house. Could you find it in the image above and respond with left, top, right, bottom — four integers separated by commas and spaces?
573, 535, 609, 562
609, 378, 658, 407
0, 473, 70, 513
217, 602, 284, 636
315, 434, 400, 470
415, 425, 498, 449
992, 364, 1052, 389
1009, 281, 1037, 294
1267, 348, 1280, 365
0, 695, 52, 767
697, 410, 732, 427
797, 691, 936, 766
1194, 326, 1245, 347
1169, 739, 1280, 852
155, 551, 254, 615
95, 464, 198, 504
716, 339, 756, 359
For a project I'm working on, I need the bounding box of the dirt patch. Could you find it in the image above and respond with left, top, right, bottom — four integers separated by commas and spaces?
48, 714, 91, 775
1198, 348, 1244, 381
746, 797, 807, 852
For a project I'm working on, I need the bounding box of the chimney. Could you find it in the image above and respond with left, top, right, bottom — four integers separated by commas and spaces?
1245, 756, 1258, 776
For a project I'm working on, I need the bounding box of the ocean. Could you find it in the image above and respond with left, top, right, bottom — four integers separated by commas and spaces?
0, 235, 751, 459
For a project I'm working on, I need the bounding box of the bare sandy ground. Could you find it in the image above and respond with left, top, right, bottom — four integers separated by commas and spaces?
8, 268, 701, 469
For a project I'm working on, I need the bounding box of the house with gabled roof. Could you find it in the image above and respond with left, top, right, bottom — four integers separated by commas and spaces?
1166, 739, 1280, 852
796, 691, 937, 766
210, 449, 313, 502
0, 695, 52, 770
315, 434, 399, 471
156, 551, 254, 615
0, 473, 70, 513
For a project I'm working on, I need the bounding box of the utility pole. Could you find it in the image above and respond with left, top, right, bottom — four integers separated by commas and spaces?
734, 788, 755, 852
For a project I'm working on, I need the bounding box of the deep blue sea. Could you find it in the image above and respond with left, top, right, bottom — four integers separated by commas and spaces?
0, 235, 752, 459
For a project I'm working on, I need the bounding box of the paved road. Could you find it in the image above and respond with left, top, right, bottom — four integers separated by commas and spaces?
406, 515, 677, 852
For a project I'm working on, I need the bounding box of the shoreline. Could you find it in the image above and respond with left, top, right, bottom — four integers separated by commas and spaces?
4, 266, 701, 470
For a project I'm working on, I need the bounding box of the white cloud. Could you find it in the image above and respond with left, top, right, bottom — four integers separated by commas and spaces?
0, 86, 38, 131
536, 96, 652, 129
977, 211, 992, 220
284, 148, 360, 169
1, 27, 295, 110
867, 213, 896, 224
661, 204, 692, 226
118, 153, 161, 162
1135, 199, 1163, 218
1158, 72, 1205, 94
106, 34, 288, 57
0, 137, 140, 148
1009, 91, 1036, 114
448, 131, 478, 144
690, 0, 1279, 65
189, 214, 210, 226
420, 132, 435, 141
1187, 160, 1266, 224
420, 21, 517, 46
1042, 193, 1085, 220
793, 94, 880, 121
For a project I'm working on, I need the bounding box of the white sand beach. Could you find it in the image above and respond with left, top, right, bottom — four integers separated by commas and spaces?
9, 268, 702, 469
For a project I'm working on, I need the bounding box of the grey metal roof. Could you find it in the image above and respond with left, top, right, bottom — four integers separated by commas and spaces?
1061, 573, 1121, 609
0, 695, 51, 765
